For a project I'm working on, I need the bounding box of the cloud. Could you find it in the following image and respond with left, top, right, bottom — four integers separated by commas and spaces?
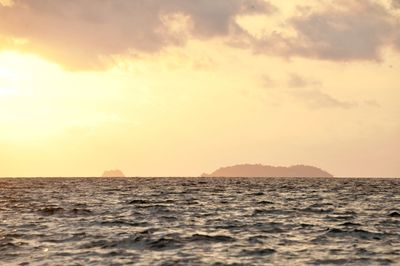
288, 74, 322, 88
286, 74, 356, 109
0, 0, 13, 6
393, 0, 400, 9
261, 73, 356, 109
291, 1, 395, 61
291, 88, 357, 109
364, 99, 380, 108
254, 0, 399, 62
1, 0, 398, 69
0, 0, 276, 69
262, 74, 277, 88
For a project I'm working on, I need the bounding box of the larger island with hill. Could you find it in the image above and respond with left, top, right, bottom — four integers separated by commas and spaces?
201, 164, 333, 178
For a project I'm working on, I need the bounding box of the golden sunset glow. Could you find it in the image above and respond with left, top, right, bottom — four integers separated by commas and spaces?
0, 0, 399, 177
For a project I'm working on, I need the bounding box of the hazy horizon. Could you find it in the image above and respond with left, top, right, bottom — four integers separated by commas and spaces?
0, 0, 399, 177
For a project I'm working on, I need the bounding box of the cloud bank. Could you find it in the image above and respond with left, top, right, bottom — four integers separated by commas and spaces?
0, 0, 274, 69
255, 0, 400, 62
0, 0, 399, 69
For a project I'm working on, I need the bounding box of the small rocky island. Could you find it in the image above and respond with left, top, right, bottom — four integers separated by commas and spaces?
201, 164, 333, 178
102, 169, 126, 178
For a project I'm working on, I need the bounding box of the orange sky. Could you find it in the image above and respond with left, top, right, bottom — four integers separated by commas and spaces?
0, 0, 399, 177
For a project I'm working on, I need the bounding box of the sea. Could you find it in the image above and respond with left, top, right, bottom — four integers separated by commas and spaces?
0, 177, 399, 265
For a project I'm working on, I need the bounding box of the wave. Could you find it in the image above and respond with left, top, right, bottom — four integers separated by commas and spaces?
38, 207, 92, 216
187, 234, 236, 243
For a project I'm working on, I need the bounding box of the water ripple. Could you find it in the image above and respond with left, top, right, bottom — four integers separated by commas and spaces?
0, 177, 399, 265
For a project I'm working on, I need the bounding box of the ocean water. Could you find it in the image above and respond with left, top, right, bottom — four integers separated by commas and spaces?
0, 177, 399, 266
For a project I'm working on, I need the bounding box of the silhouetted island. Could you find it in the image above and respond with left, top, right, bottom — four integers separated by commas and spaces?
102, 170, 125, 178
201, 164, 333, 178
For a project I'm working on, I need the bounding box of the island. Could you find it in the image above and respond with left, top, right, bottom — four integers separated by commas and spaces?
201, 164, 333, 178
102, 169, 126, 178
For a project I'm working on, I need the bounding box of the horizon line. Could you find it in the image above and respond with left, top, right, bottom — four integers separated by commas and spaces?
0, 176, 399, 179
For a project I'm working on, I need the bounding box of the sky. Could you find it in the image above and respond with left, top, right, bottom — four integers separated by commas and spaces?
0, 0, 399, 177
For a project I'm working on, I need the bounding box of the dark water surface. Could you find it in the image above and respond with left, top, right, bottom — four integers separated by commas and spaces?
1, 177, 399, 265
